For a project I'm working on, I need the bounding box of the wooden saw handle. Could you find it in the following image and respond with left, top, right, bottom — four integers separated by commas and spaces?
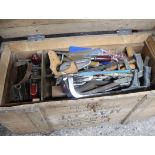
126, 46, 135, 59
48, 50, 78, 77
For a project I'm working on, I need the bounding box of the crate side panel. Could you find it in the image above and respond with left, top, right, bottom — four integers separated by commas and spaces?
0, 19, 155, 38
0, 105, 50, 134
8, 32, 151, 52
39, 92, 151, 130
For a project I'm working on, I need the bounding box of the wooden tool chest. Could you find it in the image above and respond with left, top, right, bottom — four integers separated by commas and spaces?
0, 19, 155, 134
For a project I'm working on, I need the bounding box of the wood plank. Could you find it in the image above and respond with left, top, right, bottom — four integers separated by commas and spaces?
3, 43, 143, 60
0, 19, 96, 28
142, 40, 155, 87
26, 108, 50, 133
0, 91, 153, 133
0, 104, 50, 134
8, 32, 151, 53
38, 91, 154, 130
0, 110, 38, 133
0, 19, 155, 38
122, 91, 155, 123
0, 45, 11, 105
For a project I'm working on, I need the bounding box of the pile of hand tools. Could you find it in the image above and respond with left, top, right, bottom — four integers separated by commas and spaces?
48, 46, 152, 99
9, 45, 152, 103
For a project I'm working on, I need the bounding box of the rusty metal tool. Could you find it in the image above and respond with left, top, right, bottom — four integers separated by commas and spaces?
134, 53, 144, 78
11, 83, 29, 101
13, 62, 32, 88
122, 69, 140, 91
122, 56, 151, 92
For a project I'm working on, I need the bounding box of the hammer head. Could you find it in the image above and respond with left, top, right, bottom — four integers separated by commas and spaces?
134, 53, 144, 78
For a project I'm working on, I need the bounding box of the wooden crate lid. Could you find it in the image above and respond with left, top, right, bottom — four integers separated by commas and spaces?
0, 19, 155, 39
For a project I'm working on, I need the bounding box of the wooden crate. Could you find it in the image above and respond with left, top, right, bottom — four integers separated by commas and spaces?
0, 20, 155, 134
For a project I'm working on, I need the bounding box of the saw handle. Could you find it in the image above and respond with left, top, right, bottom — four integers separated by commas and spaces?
48, 50, 78, 77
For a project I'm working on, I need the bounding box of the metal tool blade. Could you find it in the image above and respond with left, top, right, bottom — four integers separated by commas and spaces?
60, 59, 91, 71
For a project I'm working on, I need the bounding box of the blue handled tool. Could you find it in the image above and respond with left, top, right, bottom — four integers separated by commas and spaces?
77, 70, 132, 77
69, 46, 92, 53
101, 61, 111, 65
69, 46, 108, 55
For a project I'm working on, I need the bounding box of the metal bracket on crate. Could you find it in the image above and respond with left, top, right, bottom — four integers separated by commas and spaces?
27, 34, 45, 41
116, 29, 132, 35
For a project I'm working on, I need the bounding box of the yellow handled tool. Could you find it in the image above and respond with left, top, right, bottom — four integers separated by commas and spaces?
48, 50, 78, 77
121, 63, 136, 70
126, 46, 135, 59
107, 59, 136, 71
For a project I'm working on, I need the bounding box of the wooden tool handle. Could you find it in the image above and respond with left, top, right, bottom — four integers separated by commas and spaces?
126, 47, 135, 59
48, 50, 62, 77
62, 61, 78, 74
107, 59, 136, 71
48, 50, 78, 77
121, 64, 136, 70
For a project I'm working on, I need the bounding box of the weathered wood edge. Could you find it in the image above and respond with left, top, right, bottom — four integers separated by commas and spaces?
8, 32, 152, 52
0, 19, 155, 38
0, 45, 11, 105
0, 90, 154, 111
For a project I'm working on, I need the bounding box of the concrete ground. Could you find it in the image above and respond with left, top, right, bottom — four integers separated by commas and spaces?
1, 116, 155, 136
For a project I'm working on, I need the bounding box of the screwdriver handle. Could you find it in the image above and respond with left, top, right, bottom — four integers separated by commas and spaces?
94, 55, 112, 61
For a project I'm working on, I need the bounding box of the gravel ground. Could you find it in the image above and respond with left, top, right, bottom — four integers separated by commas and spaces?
1, 116, 155, 136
